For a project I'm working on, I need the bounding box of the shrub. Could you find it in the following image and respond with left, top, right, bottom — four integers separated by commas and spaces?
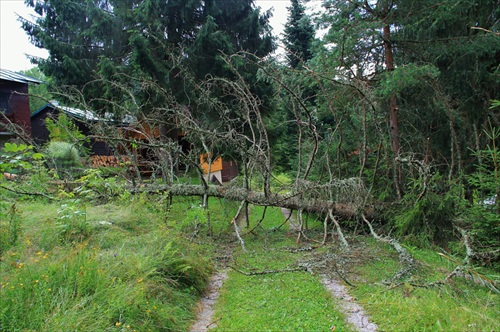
46, 141, 81, 167
45, 141, 83, 179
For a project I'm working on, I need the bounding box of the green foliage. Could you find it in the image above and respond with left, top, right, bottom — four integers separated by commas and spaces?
56, 200, 90, 243
45, 141, 82, 174
20, 67, 53, 113
393, 173, 454, 247
0, 204, 21, 256
153, 241, 211, 295
377, 64, 440, 98
74, 168, 123, 202
468, 122, 500, 198
0, 143, 43, 176
0, 199, 212, 331
490, 99, 500, 109
0, 143, 45, 255
166, 196, 239, 236
44, 112, 88, 180
395, 0, 500, 123
283, 0, 315, 68
351, 238, 499, 331
23, 0, 275, 110
465, 121, 500, 256
45, 112, 87, 144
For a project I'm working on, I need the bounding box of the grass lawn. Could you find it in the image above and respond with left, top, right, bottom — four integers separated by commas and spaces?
1, 195, 498, 331
211, 206, 350, 331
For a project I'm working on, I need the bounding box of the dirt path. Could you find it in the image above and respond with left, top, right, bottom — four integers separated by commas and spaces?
282, 208, 378, 331
190, 209, 245, 331
191, 209, 377, 332
189, 271, 228, 332
322, 277, 378, 331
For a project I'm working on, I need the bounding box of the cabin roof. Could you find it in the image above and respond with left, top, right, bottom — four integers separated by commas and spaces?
31, 101, 136, 125
0, 69, 43, 84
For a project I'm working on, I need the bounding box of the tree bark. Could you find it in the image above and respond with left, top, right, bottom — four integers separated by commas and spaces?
133, 183, 371, 219
382, 13, 402, 200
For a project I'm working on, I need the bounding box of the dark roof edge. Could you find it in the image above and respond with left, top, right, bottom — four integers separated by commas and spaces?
0, 68, 44, 84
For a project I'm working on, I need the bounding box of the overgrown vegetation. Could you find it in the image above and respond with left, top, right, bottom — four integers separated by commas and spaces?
1, 173, 499, 331
350, 239, 499, 331
0, 196, 214, 331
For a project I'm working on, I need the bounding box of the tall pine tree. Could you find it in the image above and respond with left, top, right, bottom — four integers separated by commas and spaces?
283, 0, 315, 68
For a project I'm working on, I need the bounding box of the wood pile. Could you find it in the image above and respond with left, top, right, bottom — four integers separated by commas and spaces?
90, 155, 130, 168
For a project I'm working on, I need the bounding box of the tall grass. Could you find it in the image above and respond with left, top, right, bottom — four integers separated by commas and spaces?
0, 196, 212, 331
350, 238, 499, 331
1, 191, 498, 331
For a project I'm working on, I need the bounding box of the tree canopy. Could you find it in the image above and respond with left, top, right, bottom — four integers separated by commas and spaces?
19, 0, 500, 260
22, 0, 275, 111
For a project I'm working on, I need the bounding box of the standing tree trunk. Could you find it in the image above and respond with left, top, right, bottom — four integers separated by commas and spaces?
382, 9, 402, 200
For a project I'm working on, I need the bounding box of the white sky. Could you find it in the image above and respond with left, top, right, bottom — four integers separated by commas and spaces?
0, 0, 322, 72
0, 0, 49, 71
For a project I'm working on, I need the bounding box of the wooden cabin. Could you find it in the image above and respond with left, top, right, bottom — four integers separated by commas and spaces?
200, 154, 238, 184
31, 101, 238, 179
0, 69, 42, 146
31, 102, 114, 156
31, 102, 181, 175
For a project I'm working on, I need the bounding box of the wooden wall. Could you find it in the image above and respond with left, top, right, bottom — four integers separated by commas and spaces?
0, 80, 31, 137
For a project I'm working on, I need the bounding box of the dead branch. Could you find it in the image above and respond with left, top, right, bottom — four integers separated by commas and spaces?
328, 209, 349, 248
362, 214, 416, 281
232, 200, 247, 252
439, 252, 500, 294
296, 208, 304, 243
383, 281, 444, 291
244, 205, 266, 235
0, 184, 54, 200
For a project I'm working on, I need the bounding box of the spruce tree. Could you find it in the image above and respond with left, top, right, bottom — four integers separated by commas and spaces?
21, 0, 274, 112
283, 0, 315, 68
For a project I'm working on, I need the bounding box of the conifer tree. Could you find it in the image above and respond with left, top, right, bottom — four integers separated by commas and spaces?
283, 0, 315, 68
21, 0, 274, 111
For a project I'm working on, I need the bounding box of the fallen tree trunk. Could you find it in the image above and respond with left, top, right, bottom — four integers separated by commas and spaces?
132, 183, 371, 219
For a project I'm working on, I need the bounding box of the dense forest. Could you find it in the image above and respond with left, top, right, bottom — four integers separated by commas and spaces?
13, 0, 500, 263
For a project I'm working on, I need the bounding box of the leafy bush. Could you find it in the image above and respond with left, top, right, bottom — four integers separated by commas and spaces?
0, 142, 43, 175
56, 200, 91, 243
74, 168, 124, 202
45, 141, 83, 179
45, 112, 87, 144
46, 141, 81, 167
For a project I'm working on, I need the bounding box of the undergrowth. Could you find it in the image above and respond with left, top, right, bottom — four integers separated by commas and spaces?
349, 238, 499, 331
1, 190, 498, 331
0, 195, 213, 331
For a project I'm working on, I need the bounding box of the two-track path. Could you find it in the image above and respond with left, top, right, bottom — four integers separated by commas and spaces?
189, 208, 377, 331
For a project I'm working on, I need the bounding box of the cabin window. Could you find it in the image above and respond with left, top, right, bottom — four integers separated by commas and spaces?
0, 92, 12, 115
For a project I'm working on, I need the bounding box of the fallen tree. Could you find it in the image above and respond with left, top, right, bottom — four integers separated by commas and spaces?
133, 181, 371, 220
